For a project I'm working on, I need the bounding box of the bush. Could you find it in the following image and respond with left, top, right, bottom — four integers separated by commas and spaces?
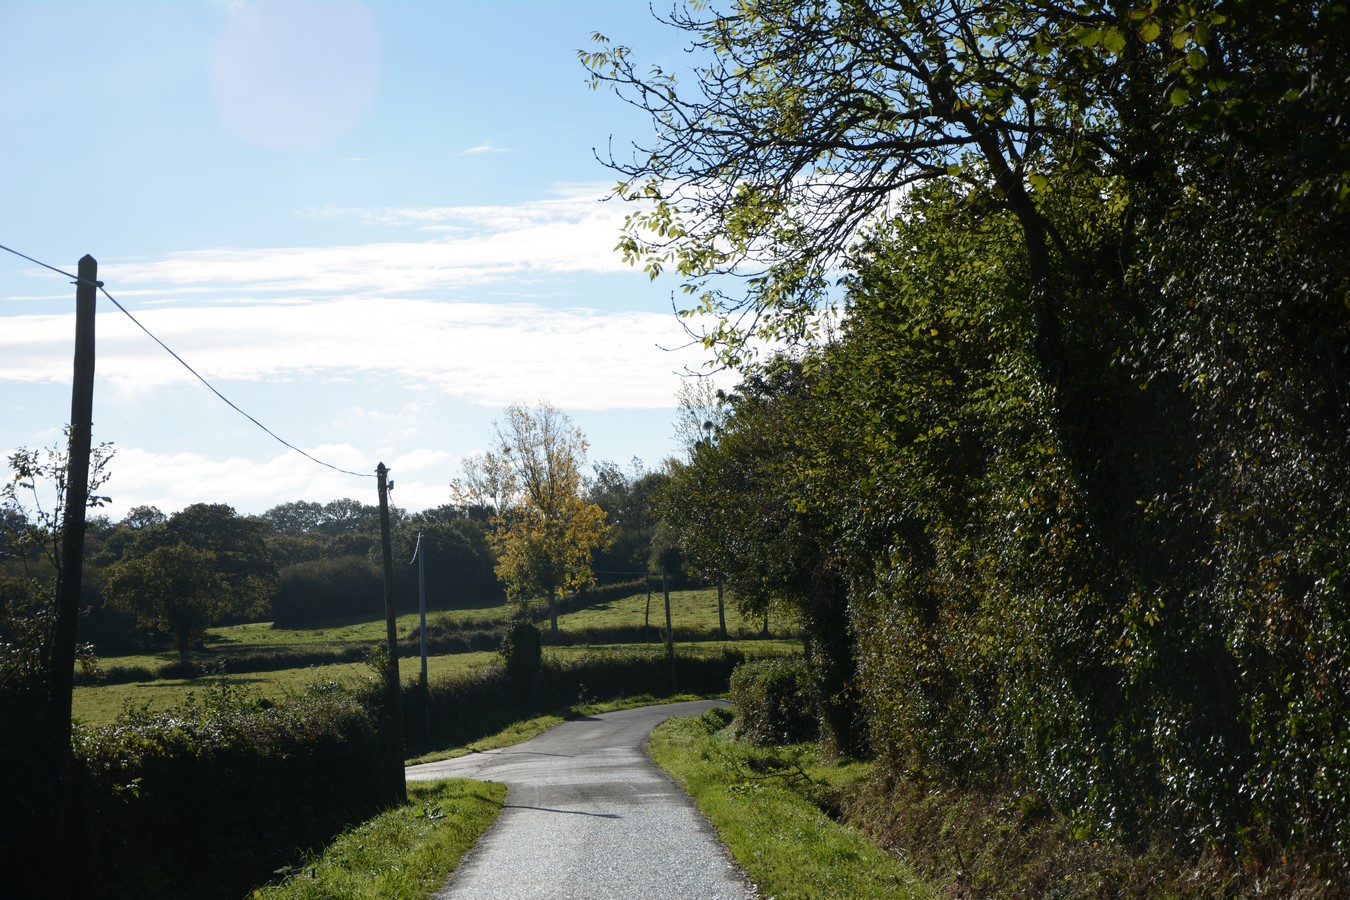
729, 656, 819, 746
60, 679, 393, 899
500, 617, 542, 694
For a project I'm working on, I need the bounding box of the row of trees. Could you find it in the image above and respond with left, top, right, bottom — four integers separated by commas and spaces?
594, 0, 1349, 868
2, 418, 689, 675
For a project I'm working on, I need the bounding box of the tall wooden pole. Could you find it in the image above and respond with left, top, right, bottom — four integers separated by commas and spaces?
417, 531, 427, 689
51, 254, 98, 744
376, 462, 406, 803
417, 531, 430, 738
663, 569, 675, 692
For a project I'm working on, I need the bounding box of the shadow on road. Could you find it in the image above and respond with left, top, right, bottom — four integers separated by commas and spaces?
504, 804, 622, 819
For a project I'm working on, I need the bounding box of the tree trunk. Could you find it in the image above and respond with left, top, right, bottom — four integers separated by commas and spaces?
663, 570, 675, 693
645, 575, 653, 642
548, 586, 559, 639
663, 571, 674, 657
717, 583, 727, 639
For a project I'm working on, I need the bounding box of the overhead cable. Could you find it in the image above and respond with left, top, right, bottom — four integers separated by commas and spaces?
0, 241, 374, 479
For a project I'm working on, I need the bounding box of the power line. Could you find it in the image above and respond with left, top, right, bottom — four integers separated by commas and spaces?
0, 242, 95, 286
0, 242, 375, 479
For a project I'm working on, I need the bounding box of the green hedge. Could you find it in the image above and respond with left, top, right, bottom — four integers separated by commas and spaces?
728, 656, 819, 746
60, 681, 393, 899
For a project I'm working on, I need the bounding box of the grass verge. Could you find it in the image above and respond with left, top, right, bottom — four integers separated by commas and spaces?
247, 778, 507, 900
648, 708, 934, 899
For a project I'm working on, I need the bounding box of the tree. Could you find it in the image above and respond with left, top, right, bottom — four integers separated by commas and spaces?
259, 500, 325, 536
586, 459, 668, 577
672, 378, 729, 457
393, 505, 500, 606
121, 505, 165, 531
582, 0, 1134, 375
449, 451, 513, 518
663, 359, 865, 754
671, 379, 732, 634
487, 402, 609, 637
0, 438, 113, 698
112, 504, 278, 637
104, 542, 226, 668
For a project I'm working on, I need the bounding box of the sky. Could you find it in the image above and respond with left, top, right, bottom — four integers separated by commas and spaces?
0, 0, 730, 519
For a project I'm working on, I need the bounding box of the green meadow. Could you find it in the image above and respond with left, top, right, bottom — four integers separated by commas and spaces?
73, 588, 799, 727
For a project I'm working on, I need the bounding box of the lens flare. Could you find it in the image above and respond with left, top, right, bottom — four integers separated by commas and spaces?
211, 0, 381, 152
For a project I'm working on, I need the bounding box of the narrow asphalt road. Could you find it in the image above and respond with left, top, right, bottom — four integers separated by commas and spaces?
406, 699, 755, 900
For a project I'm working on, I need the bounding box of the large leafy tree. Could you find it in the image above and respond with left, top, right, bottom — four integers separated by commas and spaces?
664, 359, 865, 754
597, 0, 1350, 866
109, 504, 278, 637
104, 542, 225, 668
582, 0, 1131, 373
488, 402, 609, 637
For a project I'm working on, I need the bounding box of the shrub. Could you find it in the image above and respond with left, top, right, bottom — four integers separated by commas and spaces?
61, 678, 393, 899
729, 656, 819, 746
499, 617, 542, 695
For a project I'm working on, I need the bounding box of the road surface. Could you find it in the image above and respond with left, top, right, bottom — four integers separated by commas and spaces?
406, 699, 755, 900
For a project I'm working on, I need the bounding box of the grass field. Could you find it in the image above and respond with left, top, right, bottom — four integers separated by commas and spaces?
553, 586, 787, 637
72, 650, 501, 725
73, 588, 800, 726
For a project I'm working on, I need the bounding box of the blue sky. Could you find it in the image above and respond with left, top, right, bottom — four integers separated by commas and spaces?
1, 1, 727, 517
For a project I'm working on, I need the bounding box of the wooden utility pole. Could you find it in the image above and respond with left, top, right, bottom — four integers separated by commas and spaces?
663, 569, 675, 692
376, 462, 407, 803
51, 254, 98, 745
415, 530, 430, 738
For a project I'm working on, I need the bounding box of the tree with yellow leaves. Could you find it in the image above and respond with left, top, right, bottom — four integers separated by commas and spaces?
487, 402, 608, 637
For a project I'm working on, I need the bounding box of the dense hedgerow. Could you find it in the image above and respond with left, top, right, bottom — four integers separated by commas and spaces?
728, 656, 819, 747
62, 679, 392, 900
499, 616, 543, 697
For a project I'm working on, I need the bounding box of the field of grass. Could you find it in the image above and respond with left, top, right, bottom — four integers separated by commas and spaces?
219, 594, 511, 646
75, 588, 800, 727
554, 586, 789, 637
73, 650, 499, 725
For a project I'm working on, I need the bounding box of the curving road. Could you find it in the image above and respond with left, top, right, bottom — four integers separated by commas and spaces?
406, 699, 755, 900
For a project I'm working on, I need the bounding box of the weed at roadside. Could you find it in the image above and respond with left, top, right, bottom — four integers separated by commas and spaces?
648, 712, 933, 899
248, 779, 506, 900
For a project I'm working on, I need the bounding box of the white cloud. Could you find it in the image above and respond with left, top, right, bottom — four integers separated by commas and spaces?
103, 444, 420, 517
0, 298, 716, 410
460, 143, 512, 156
105, 189, 631, 295
87, 440, 486, 517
